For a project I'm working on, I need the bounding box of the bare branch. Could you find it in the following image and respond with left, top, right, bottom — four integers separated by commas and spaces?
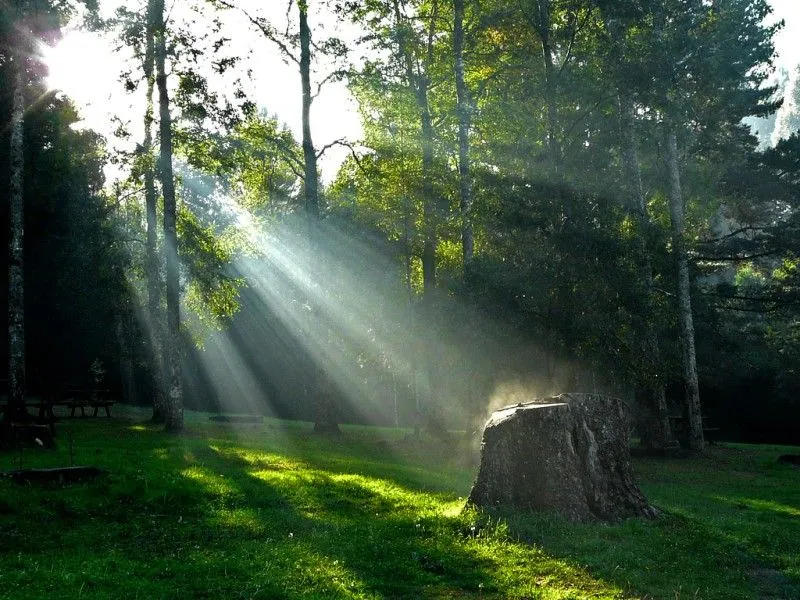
209, 0, 299, 65
311, 69, 347, 100
315, 139, 368, 175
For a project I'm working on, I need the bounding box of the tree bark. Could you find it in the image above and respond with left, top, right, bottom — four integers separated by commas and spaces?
144, 2, 166, 423
468, 394, 658, 522
665, 128, 704, 452
115, 309, 137, 405
7, 47, 27, 423
453, 0, 474, 274
299, 2, 319, 221
154, 0, 184, 432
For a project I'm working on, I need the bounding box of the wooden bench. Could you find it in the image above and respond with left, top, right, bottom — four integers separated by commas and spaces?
55, 386, 115, 418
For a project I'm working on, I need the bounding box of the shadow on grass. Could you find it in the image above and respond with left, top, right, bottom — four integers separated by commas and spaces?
0, 426, 627, 599
3, 421, 797, 599
190, 444, 503, 598
497, 446, 800, 600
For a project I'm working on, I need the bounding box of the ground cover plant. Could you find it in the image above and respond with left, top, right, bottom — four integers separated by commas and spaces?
0, 408, 798, 599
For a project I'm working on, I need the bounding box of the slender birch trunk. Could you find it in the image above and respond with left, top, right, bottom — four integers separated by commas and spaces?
153, 0, 183, 432
665, 127, 704, 452
143, 2, 166, 423
7, 50, 27, 422
454, 0, 474, 274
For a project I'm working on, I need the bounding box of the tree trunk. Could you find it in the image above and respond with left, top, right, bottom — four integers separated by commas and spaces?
299, 2, 319, 221
144, 2, 166, 423
618, 95, 672, 450
154, 0, 183, 432
6, 49, 28, 423
453, 0, 474, 274
299, 3, 339, 435
115, 309, 137, 405
665, 128, 704, 452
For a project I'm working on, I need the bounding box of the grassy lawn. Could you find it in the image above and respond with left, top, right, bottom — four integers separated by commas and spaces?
0, 407, 798, 599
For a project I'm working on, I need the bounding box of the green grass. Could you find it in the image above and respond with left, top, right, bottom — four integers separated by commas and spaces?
1, 407, 798, 599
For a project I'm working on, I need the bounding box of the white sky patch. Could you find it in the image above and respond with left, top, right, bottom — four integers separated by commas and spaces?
39, 28, 136, 136
43, 0, 363, 185
770, 0, 800, 70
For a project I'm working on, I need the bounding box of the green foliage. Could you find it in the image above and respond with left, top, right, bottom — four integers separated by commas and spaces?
177, 204, 244, 334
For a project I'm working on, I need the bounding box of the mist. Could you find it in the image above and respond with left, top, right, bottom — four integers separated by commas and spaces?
179, 207, 612, 434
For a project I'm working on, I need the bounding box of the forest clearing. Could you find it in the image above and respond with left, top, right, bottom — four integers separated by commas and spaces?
3, 0, 800, 597
1, 408, 799, 599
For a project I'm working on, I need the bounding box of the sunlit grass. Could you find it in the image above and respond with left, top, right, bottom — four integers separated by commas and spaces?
1, 409, 798, 599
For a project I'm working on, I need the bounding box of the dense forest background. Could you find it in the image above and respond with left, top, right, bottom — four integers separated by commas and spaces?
2, 0, 800, 445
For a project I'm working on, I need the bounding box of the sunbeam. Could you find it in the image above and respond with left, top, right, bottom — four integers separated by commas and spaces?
185, 191, 559, 434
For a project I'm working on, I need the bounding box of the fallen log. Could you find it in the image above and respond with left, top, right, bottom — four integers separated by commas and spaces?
3, 466, 105, 484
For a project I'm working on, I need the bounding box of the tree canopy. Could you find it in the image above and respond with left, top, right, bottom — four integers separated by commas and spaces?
2, 0, 799, 444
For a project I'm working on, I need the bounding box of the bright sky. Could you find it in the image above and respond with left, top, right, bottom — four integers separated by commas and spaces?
770, 0, 800, 69
41, 0, 800, 185
41, 0, 362, 183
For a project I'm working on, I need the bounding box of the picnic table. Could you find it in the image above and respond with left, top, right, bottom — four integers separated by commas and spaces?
54, 385, 115, 418
0, 385, 115, 420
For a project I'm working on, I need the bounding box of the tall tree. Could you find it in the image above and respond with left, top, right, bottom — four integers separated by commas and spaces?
453, 0, 473, 273
153, 0, 184, 432
143, 0, 166, 423
595, 0, 672, 448
6, 13, 27, 422
299, 1, 320, 222
393, 0, 440, 295
207, 0, 349, 433
665, 126, 703, 451
661, 0, 776, 451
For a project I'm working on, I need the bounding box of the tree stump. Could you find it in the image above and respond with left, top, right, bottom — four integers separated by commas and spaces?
467, 393, 658, 522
